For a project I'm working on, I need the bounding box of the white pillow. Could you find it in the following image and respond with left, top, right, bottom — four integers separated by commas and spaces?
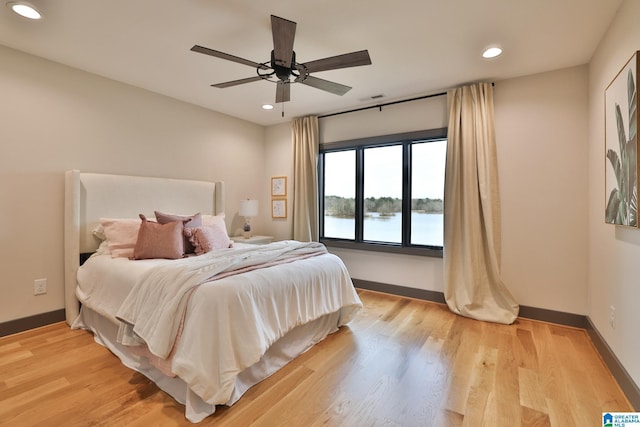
203, 214, 228, 232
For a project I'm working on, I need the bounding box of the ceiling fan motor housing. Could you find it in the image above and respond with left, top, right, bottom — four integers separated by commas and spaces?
271, 50, 296, 82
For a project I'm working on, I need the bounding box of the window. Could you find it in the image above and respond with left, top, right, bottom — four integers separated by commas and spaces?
319, 129, 447, 256
323, 150, 356, 239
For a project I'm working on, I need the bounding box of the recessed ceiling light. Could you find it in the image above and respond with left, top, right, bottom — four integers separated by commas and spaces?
7, 2, 42, 19
262, 104, 274, 110
483, 47, 503, 59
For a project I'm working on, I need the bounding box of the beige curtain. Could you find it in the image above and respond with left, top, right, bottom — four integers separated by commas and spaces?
291, 116, 319, 242
443, 83, 519, 324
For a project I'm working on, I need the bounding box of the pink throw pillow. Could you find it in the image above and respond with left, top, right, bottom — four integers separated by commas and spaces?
100, 218, 142, 258
133, 214, 184, 260
154, 211, 203, 254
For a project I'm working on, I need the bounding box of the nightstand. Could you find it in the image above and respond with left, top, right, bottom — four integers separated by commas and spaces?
231, 235, 274, 245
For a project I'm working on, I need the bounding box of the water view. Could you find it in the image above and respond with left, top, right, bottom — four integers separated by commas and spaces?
324, 212, 443, 247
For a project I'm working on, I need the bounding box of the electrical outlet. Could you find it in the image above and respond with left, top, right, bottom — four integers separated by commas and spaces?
34, 278, 47, 295
609, 305, 616, 329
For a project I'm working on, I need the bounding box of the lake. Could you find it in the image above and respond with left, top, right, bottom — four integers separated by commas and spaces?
324, 212, 443, 247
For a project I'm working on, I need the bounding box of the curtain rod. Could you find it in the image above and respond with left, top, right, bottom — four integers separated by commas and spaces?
318, 91, 446, 119
318, 82, 494, 119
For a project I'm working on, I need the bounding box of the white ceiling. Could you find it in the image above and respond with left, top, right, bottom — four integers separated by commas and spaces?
0, 0, 622, 126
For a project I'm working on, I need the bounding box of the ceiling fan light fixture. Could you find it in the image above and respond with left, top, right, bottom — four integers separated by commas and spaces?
482, 46, 503, 59
7, 2, 42, 19
262, 104, 274, 110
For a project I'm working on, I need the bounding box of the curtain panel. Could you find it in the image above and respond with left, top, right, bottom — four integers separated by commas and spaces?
291, 116, 319, 242
443, 82, 519, 324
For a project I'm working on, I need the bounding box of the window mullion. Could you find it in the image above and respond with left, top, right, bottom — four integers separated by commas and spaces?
355, 147, 364, 242
402, 142, 411, 246
318, 153, 325, 239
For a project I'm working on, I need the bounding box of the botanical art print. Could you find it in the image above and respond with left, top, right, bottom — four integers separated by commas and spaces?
605, 52, 638, 227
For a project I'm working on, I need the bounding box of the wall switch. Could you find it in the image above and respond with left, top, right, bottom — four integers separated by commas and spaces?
609, 305, 616, 329
34, 278, 47, 295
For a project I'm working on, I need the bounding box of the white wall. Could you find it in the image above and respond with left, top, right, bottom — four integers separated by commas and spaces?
0, 44, 265, 323
265, 75, 589, 315
319, 95, 448, 143
264, 122, 293, 241
587, 0, 640, 387
495, 66, 589, 314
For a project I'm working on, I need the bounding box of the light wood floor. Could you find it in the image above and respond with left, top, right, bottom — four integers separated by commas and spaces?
0, 289, 632, 426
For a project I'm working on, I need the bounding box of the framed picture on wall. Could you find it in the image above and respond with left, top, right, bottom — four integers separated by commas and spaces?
605, 51, 639, 227
271, 198, 287, 219
271, 176, 287, 197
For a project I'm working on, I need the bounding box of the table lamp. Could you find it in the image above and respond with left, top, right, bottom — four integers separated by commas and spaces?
239, 199, 259, 238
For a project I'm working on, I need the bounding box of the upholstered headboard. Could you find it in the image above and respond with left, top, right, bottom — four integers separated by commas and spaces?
64, 170, 225, 325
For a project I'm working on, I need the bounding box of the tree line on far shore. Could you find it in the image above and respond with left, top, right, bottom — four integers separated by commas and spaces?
324, 195, 443, 217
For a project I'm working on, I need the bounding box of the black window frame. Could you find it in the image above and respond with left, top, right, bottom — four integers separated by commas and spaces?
319, 128, 447, 258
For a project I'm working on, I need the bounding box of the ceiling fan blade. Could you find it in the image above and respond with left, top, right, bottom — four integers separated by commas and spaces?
191, 45, 269, 70
300, 75, 351, 96
276, 82, 291, 103
271, 15, 296, 68
212, 76, 264, 88
302, 50, 371, 73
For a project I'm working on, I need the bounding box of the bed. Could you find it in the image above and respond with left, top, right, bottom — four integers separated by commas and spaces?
63, 170, 362, 422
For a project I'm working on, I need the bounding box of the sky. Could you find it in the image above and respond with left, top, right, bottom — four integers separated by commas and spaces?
324, 139, 447, 199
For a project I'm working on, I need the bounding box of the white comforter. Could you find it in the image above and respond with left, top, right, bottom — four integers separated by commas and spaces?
116, 241, 330, 359
76, 241, 362, 408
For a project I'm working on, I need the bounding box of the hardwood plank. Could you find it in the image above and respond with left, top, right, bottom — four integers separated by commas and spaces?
515, 327, 539, 369
519, 367, 549, 413
444, 316, 483, 415
0, 289, 632, 426
494, 332, 522, 426
0, 377, 70, 419
4, 386, 94, 426
521, 406, 551, 427
529, 320, 573, 404
208, 365, 315, 426
392, 336, 448, 425
0, 349, 32, 368
0, 342, 21, 354
461, 345, 498, 427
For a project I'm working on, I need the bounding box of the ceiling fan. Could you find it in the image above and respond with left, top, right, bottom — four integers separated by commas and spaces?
190, 15, 372, 104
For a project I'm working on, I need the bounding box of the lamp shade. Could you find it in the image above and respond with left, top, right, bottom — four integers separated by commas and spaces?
239, 199, 259, 217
